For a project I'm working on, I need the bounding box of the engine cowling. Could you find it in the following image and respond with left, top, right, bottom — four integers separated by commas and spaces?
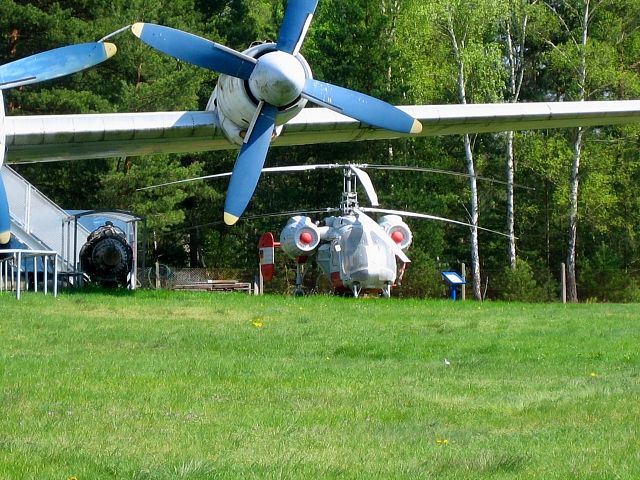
206, 42, 313, 146
280, 216, 321, 258
378, 215, 413, 251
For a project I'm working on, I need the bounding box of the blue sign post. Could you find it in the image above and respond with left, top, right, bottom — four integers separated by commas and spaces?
441, 271, 466, 300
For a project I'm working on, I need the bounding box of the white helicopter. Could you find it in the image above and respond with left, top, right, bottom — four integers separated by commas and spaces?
259, 164, 414, 298
259, 164, 515, 297
141, 163, 509, 298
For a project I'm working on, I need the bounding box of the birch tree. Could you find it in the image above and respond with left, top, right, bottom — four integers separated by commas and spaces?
425, 0, 507, 299
502, 0, 536, 269
543, 0, 602, 301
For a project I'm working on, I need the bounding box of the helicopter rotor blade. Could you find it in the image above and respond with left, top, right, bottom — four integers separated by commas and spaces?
361, 207, 514, 238
137, 162, 522, 192
136, 164, 344, 191
360, 164, 534, 190
349, 165, 379, 206
161, 207, 341, 235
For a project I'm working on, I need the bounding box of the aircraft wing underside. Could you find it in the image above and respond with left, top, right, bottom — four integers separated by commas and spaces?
5, 100, 640, 164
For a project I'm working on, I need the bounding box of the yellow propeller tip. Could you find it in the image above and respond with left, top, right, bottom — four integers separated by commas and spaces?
103, 42, 117, 58
131, 23, 144, 38
224, 212, 240, 226
0, 231, 10, 245
410, 119, 423, 135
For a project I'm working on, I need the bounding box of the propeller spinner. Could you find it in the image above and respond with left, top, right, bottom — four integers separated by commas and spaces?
131, 0, 422, 225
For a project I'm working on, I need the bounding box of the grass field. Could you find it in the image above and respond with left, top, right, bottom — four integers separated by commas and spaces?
1, 290, 639, 479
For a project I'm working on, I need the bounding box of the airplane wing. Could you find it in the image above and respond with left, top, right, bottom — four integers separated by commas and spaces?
5, 100, 640, 164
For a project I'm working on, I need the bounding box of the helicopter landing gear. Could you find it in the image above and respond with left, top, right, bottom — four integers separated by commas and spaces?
352, 282, 362, 298
294, 261, 305, 296
382, 282, 392, 298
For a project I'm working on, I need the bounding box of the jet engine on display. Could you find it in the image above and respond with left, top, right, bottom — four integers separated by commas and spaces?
79, 222, 134, 288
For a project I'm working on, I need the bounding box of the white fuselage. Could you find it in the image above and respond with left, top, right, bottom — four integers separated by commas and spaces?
316, 216, 397, 296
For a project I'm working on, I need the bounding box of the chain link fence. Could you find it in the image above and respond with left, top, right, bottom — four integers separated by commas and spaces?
136, 261, 638, 302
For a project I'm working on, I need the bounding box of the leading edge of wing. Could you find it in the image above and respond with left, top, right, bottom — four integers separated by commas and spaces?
5, 111, 225, 163
5, 100, 640, 163
277, 100, 640, 145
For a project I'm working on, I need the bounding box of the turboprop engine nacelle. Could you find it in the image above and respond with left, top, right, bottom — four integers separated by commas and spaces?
378, 215, 413, 251
280, 216, 321, 258
206, 42, 313, 146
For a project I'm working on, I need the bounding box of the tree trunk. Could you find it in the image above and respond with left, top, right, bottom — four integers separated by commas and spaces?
189, 228, 203, 268
449, 20, 483, 300
503, 7, 529, 270
465, 133, 483, 300
506, 130, 517, 269
566, 126, 584, 301
565, 0, 590, 302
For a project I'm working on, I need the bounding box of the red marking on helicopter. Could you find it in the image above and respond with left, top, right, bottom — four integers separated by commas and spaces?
300, 231, 313, 244
391, 230, 404, 244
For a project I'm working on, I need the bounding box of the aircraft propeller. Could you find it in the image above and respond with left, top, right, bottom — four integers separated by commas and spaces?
131, 0, 422, 225
0, 42, 116, 89
0, 41, 117, 247
0, 166, 9, 245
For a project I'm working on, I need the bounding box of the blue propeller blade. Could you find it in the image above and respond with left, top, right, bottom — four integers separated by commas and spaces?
0, 177, 10, 245
0, 42, 117, 90
223, 103, 279, 225
0, 41, 117, 244
131, 23, 256, 80
302, 79, 422, 134
277, 0, 319, 54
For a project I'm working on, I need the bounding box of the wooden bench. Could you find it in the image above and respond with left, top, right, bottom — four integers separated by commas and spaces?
173, 280, 252, 293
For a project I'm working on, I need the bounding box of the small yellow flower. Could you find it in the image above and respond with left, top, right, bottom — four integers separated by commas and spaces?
68, 476, 78, 480
590, 372, 597, 378
252, 321, 264, 328
436, 439, 449, 445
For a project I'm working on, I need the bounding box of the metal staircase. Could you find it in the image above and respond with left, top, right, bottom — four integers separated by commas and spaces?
1, 165, 91, 272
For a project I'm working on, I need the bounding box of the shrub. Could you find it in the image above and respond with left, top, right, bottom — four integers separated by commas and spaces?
579, 245, 640, 302
399, 250, 447, 298
496, 258, 547, 302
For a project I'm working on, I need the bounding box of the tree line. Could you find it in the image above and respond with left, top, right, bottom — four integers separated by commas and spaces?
2, 0, 639, 301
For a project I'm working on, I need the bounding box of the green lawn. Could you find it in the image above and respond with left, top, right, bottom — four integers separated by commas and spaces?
1, 291, 638, 479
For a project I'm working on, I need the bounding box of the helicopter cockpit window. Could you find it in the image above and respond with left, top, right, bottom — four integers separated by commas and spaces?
369, 229, 396, 273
